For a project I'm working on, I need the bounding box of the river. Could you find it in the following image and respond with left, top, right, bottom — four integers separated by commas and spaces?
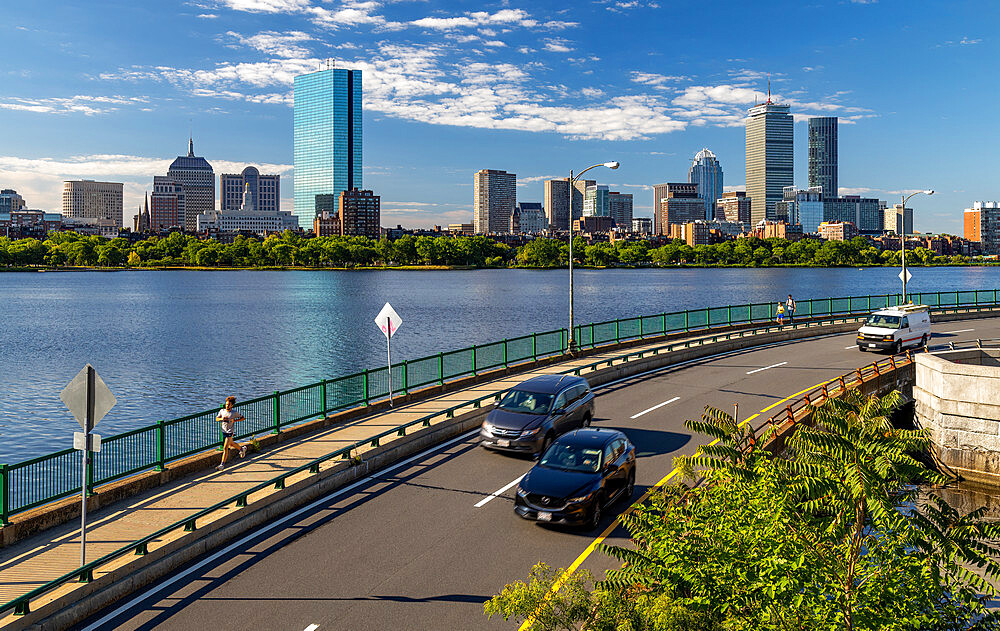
2, 266, 999, 463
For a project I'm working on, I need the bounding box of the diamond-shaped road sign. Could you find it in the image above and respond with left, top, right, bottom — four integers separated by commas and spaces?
375, 302, 402, 339
899, 269, 913, 283
60, 364, 116, 432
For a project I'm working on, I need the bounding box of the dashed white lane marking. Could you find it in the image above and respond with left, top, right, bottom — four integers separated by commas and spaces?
844, 345, 857, 350
630, 396, 680, 420
304, 625, 319, 631
475, 474, 525, 508
943, 328, 975, 334
746, 361, 788, 375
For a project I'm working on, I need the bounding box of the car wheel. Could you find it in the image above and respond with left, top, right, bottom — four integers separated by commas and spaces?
589, 496, 603, 530
624, 471, 635, 502
581, 413, 592, 428
893, 340, 902, 355
858, 345, 866, 352
921, 334, 928, 348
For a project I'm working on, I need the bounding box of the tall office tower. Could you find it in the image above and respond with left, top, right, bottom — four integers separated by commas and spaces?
583, 184, 610, 217
775, 186, 823, 233
745, 101, 793, 225
808, 117, 838, 197
165, 138, 214, 231
0, 189, 25, 213
339, 188, 380, 238
473, 169, 516, 234
965, 201, 1000, 254
654, 182, 703, 235
221, 166, 280, 213
294, 67, 363, 229
62, 180, 124, 227
824, 195, 883, 232
716, 191, 751, 223
150, 177, 186, 230
608, 191, 633, 228
543, 177, 593, 231
883, 203, 913, 235
687, 148, 723, 220
512, 202, 545, 234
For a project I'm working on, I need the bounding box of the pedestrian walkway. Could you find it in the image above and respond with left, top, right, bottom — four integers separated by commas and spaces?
0, 317, 851, 624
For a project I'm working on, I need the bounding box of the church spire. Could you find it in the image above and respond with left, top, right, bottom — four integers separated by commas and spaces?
188, 136, 194, 157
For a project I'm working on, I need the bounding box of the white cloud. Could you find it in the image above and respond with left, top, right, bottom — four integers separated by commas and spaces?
215, 0, 312, 13
483, 40, 506, 47
227, 30, 315, 58
197, 13, 219, 18
629, 71, 688, 88
0, 95, 148, 116
580, 87, 604, 98
517, 174, 559, 184
960, 37, 982, 45
544, 40, 573, 53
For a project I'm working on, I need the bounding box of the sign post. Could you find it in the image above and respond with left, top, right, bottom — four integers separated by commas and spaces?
60, 364, 116, 567
374, 303, 403, 406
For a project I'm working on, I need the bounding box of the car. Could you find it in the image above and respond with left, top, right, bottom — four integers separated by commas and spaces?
480, 374, 595, 457
856, 304, 931, 353
514, 428, 636, 529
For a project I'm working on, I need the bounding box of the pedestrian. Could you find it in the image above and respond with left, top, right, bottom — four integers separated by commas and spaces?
785, 294, 796, 322
776, 301, 785, 325
216, 396, 247, 471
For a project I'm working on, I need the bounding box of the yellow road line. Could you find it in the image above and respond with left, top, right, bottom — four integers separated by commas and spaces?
517, 377, 836, 630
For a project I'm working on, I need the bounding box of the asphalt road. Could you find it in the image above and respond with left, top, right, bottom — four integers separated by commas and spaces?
77, 318, 997, 631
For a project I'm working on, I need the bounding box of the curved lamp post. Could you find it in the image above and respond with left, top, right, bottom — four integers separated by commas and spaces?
568, 161, 619, 353
900, 189, 934, 304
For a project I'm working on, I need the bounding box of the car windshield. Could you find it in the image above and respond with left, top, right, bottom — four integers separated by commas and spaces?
540, 443, 602, 473
497, 389, 553, 414
867, 314, 902, 328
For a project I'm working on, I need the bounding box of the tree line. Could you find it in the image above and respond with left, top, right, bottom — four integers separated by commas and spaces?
0, 230, 980, 269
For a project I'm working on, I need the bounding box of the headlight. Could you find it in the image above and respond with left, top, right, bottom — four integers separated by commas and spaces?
568, 490, 596, 503
882, 335, 894, 342
516, 486, 528, 497
520, 427, 541, 437
482, 422, 493, 433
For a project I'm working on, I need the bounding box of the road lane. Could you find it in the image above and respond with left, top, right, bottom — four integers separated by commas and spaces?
77, 318, 999, 631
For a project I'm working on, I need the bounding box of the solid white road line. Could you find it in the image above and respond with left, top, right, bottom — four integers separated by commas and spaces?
943, 328, 976, 334
630, 396, 680, 420
304, 625, 319, 631
746, 361, 788, 375
78, 430, 480, 631
475, 474, 525, 508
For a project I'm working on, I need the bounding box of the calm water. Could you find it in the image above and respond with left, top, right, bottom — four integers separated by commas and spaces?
2, 266, 998, 463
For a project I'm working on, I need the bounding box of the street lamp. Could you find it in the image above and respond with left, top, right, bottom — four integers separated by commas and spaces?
899, 189, 934, 304
568, 161, 619, 353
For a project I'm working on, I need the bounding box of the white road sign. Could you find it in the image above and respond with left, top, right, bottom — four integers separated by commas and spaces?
899, 269, 913, 283
73, 432, 102, 452
60, 364, 117, 431
375, 302, 403, 339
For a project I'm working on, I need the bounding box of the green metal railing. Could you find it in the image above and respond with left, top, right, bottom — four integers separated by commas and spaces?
3, 293, 1000, 618
2, 288, 999, 527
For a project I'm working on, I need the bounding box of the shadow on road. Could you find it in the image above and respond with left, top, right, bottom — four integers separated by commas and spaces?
612, 427, 690, 458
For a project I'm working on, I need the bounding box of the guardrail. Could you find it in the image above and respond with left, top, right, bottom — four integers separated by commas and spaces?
2, 288, 999, 527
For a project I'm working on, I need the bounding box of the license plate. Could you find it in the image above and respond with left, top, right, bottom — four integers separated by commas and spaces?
496, 439, 510, 447
537, 512, 552, 522
868, 344, 876, 348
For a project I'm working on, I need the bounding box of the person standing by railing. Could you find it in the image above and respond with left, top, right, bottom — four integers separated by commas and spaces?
216, 396, 247, 471
776, 301, 785, 325
786, 294, 796, 322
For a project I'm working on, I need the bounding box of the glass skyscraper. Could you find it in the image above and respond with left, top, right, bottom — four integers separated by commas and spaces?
687, 148, 723, 220
745, 102, 793, 225
293, 68, 362, 228
808, 117, 838, 198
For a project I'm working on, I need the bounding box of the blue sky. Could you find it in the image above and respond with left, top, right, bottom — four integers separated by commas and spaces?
1, 0, 996, 233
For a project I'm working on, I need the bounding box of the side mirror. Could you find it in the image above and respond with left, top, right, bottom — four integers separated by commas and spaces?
552, 408, 566, 416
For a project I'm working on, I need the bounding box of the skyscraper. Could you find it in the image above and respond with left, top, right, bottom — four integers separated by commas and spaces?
339, 188, 380, 239
608, 191, 633, 228
221, 166, 280, 214
745, 101, 793, 225
583, 185, 610, 217
0, 189, 25, 213
167, 138, 214, 231
776, 186, 823, 233
544, 177, 593, 231
687, 148, 723, 220
294, 67, 363, 230
808, 117, 838, 197
62, 180, 124, 227
473, 169, 516, 234
653, 182, 703, 234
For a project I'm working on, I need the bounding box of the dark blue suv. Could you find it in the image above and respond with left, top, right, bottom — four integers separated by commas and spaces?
479, 374, 595, 458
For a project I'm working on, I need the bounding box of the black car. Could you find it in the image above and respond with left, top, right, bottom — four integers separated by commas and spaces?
480, 374, 595, 457
514, 428, 636, 529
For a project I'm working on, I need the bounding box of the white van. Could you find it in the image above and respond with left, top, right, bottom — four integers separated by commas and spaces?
856, 305, 931, 353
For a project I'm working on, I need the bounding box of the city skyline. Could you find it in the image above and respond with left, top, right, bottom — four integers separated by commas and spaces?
0, 0, 994, 234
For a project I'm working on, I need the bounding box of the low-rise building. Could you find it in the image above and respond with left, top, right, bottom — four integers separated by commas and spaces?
751, 220, 804, 241
631, 217, 653, 234
339, 188, 380, 239
512, 202, 546, 234
61, 216, 119, 238
716, 191, 751, 223
313, 211, 340, 237
0, 210, 62, 238
197, 182, 298, 235
447, 223, 474, 235
818, 221, 858, 241
573, 216, 614, 234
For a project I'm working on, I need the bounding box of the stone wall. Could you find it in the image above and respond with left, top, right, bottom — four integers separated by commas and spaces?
914, 349, 1000, 486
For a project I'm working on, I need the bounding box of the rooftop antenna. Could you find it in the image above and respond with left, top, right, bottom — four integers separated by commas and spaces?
325, 58, 335, 70
766, 73, 772, 104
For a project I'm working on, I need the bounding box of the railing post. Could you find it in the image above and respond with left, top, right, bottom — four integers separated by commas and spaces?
727, 306, 732, 326
828, 297, 833, 314
615, 321, 620, 344
704, 307, 710, 328
531, 335, 537, 362
156, 420, 165, 471
272, 391, 281, 434
363, 370, 370, 406
748, 303, 753, 323
402, 360, 409, 392
684, 310, 689, 331
472, 345, 477, 374
503, 339, 508, 365
438, 352, 445, 385
1, 463, 8, 526
320, 379, 328, 415
661, 313, 667, 334
87, 451, 95, 496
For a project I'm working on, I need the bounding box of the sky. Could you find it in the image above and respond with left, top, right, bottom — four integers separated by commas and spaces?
1, 0, 997, 234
